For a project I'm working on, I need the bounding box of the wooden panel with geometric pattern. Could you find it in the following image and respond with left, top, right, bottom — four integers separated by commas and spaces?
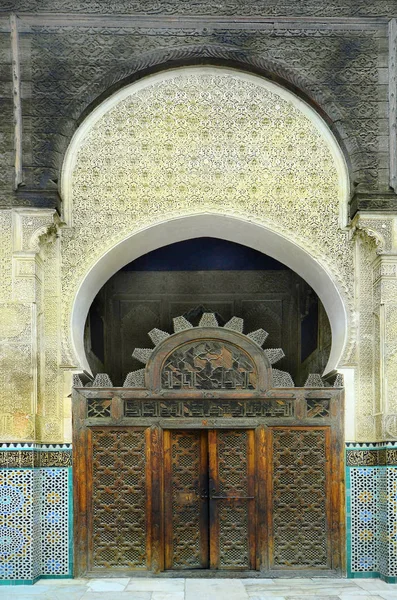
268, 427, 331, 570
209, 429, 256, 570
164, 430, 209, 569
89, 427, 150, 571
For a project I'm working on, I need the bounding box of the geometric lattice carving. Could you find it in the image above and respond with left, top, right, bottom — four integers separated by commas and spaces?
198, 312, 218, 328
131, 348, 153, 365
91, 429, 146, 569
123, 369, 145, 388
272, 429, 328, 567
87, 398, 111, 418
272, 369, 295, 388
161, 340, 257, 390
304, 374, 324, 387
306, 398, 330, 418
168, 431, 202, 568
148, 328, 170, 346
173, 316, 194, 333
72, 374, 83, 387
224, 316, 244, 333
91, 373, 113, 388
247, 328, 269, 347
264, 348, 285, 365
217, 430, 252, 569
333, 373, 344, 387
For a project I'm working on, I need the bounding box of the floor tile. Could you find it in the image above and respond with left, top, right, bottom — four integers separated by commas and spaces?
151, 593, 185, 600
126, 578, 185, 592
284, 597, 341, 600
355, 581, 397, 591
243, 580, 277, 585
248, 596, 286, 600
81, 593, 152, 600
43, 579, 89, 586
87, 578, 130, 591
185, 578, 249, 600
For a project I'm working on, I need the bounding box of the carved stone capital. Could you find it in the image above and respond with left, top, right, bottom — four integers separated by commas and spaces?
351, 214, 396, 255
12, 208, 58, 254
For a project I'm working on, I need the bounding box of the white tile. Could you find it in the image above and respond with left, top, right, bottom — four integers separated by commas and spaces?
355, 581, 397, 591
127, 578, 185, 592
242, 580, 276, 585
245, 596, 286, 600
338, 596, 388, 600
44, 579, 89, 586
378, 593, 397, 600
81, 594, 151, 600
8, 585, 54, 595
185, 578, 249, 600
151, 593, 185, 600
87, 578, 129, 592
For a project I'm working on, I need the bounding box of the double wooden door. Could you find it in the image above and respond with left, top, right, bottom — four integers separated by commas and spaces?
164, 429, 256, 570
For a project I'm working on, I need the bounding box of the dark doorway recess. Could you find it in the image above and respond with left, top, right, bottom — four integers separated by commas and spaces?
84, 237, 331, 387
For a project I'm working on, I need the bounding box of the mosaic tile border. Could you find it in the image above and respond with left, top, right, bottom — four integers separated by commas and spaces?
0, 445, 73, 584
346, 442, 397, 582
0, 444, 72, 449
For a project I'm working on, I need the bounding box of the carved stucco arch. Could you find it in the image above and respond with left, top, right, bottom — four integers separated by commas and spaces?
61, 66, 352, 385
69, 214, 349, 377
59, 47, 356, 187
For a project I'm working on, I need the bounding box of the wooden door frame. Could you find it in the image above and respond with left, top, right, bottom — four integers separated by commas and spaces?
73, 387, 345, 578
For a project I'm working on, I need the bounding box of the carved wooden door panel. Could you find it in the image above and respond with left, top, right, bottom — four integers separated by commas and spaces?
164, 430, 209, 569
267, 427, 332, 571
89, 427, 150, 572
164, 429, 256, 571
209, 429, 256, 570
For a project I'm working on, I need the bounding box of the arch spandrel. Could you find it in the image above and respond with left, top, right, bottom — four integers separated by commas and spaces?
62, 66, 352, 378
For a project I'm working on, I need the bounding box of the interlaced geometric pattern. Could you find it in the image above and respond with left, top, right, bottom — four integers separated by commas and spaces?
162, 341, 257, 390
91, 429, 147, 569
217, 431, 250, 568
272, 429, 328, 567
0, 469, 33, 580
41, 468, 69, 575
218, 431, 248, 497
87, 399, 111, 418
349, 467, 378, 573
386, 467, 397, 577
306, 399, 330, 418
170, 432, 202, 568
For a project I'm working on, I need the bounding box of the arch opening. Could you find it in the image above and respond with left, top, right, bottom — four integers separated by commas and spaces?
71, 214, 348, 377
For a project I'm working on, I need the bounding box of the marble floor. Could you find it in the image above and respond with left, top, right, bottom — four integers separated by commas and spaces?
1, 578, 397, 600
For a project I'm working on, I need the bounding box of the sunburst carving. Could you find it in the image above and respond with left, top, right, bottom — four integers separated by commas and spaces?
126, 313, 293, 388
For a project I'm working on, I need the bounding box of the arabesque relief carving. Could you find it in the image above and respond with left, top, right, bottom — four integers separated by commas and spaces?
2, 68, 397, 442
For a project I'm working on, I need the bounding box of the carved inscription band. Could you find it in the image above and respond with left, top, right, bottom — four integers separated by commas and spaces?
124, 398, 294, 419
0, 450, 72, 468
346, 449, 397, 466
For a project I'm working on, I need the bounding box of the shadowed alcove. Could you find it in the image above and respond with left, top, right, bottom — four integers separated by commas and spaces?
84, 237, 331, 387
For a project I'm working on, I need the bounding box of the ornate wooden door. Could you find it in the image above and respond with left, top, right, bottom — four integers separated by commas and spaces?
164, 429, 256, 571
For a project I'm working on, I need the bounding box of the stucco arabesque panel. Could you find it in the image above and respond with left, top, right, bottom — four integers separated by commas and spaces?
61, 71, 355, 374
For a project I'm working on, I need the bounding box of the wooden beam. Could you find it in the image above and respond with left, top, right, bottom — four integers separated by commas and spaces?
10, 14, 23, 190
389, 18, 397, 192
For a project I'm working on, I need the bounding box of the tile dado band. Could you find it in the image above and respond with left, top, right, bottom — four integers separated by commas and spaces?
346, 443, 397, 582
0, 445, 72, 583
